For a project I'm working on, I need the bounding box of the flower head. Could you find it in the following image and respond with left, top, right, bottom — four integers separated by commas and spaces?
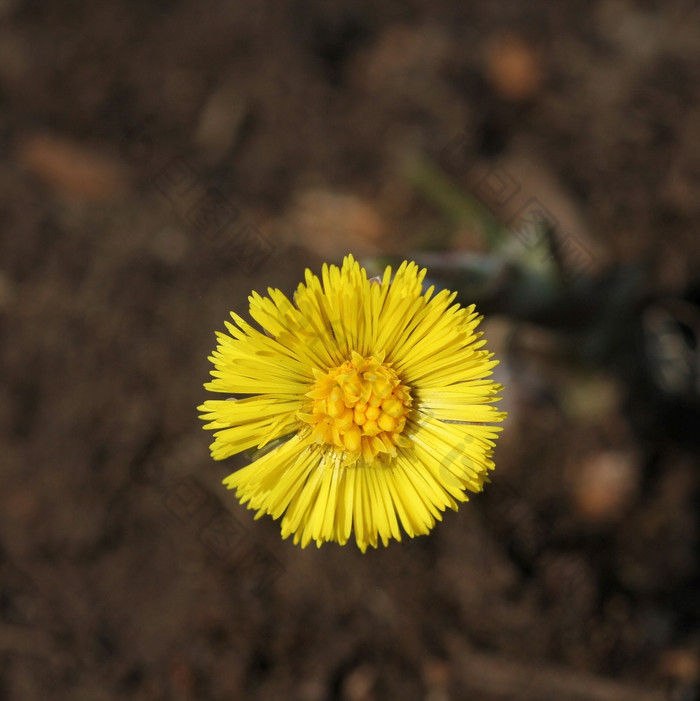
198, 256, 506, 551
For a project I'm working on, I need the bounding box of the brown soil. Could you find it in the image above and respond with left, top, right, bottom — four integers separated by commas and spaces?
1, 1, 699, 699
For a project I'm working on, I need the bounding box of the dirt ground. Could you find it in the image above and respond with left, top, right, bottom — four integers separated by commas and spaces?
1, 1, 700, 699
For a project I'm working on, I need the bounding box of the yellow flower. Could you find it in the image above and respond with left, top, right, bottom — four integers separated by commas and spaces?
198, 255, 506, 551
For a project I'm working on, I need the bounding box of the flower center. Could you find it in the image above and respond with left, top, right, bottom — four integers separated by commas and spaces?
298, 351, 412, 463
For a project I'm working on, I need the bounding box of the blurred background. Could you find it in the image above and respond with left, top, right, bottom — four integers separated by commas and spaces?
1, 1, 699, 699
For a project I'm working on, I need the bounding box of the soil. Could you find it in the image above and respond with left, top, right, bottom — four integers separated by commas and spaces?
1, 1, 699, 699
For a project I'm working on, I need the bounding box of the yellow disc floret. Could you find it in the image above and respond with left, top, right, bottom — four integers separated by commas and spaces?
298, 350, 412, 464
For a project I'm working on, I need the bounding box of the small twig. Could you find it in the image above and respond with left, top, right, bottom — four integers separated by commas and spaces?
447, 635, 669, 701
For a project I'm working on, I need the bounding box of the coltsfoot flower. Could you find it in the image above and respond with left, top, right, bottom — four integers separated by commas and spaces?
198, 255, 506, 551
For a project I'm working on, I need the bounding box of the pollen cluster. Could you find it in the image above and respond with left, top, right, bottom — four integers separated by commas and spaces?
298, 350, 412, 463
